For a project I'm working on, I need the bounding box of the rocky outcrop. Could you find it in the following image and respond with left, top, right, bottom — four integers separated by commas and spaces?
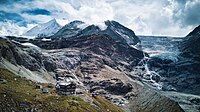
88, 78, 133, 95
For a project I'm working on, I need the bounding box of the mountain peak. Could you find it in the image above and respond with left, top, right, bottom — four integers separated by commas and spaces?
64, 20, 85, 28
51, 20, 85, 38
104, 20, 139, 45
23, 19, 62, 37
48, 18, 57, 23
51, 20, 140, 48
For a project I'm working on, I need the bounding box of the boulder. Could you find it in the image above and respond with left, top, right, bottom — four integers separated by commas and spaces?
0, 79, 7, 84
42, 88, 49, 93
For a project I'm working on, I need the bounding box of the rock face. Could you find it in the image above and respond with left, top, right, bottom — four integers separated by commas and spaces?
104, 20, 140, 46
178, 25, 200, 95
181, 25, 200, 60
31, 34, 144, 72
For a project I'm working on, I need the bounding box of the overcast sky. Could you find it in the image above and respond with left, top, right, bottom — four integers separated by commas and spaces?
0, 0, 200, 36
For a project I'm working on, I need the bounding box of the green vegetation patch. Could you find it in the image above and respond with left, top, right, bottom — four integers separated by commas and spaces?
0, 68, 123, 112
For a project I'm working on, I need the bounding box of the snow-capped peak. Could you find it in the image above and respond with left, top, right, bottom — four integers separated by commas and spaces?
23, 19, 62, 37
52, 20, 140, 47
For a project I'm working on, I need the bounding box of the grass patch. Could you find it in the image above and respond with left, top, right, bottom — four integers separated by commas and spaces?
0, 68, 123, 112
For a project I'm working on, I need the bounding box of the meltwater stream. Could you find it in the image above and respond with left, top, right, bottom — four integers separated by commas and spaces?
137, 36, 200, 112
131, 36, 183, 90
132, 51, 162, 90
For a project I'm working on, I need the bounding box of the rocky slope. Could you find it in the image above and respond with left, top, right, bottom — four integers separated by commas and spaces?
178, 25, 200, 95
0, 37, 54, 82
181, 25, 200, 60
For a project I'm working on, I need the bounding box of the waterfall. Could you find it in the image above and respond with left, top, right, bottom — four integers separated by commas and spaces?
132, 52, 162, 90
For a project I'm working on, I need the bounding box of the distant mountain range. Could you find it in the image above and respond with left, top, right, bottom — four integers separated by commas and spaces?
0, 22, 26, 36
1, 19, 141, 49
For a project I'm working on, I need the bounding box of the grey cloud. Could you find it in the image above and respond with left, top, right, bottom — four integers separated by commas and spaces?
172, 0, 200, 27
0, 0, 199, 36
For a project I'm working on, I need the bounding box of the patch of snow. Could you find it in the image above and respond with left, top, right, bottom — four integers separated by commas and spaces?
57, 82, 71, 86
115, 30, 133, 44
95, 22, 108, 30
130, 42, 142, 50
41, 38, 51, 41
56, 19, 69, 26
20, 36, 36, 39
11, 40, 21, 44
21, 43, 40, 49
77, 23, 89, 29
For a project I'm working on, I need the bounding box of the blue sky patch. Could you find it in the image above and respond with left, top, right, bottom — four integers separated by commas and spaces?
0, 11, 24, 22
21, 8, 51, 15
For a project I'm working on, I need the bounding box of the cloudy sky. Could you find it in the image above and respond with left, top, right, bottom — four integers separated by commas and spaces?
0, 0, 200, 36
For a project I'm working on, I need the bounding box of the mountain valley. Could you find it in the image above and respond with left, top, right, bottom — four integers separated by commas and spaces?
0, 20, 200, 112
